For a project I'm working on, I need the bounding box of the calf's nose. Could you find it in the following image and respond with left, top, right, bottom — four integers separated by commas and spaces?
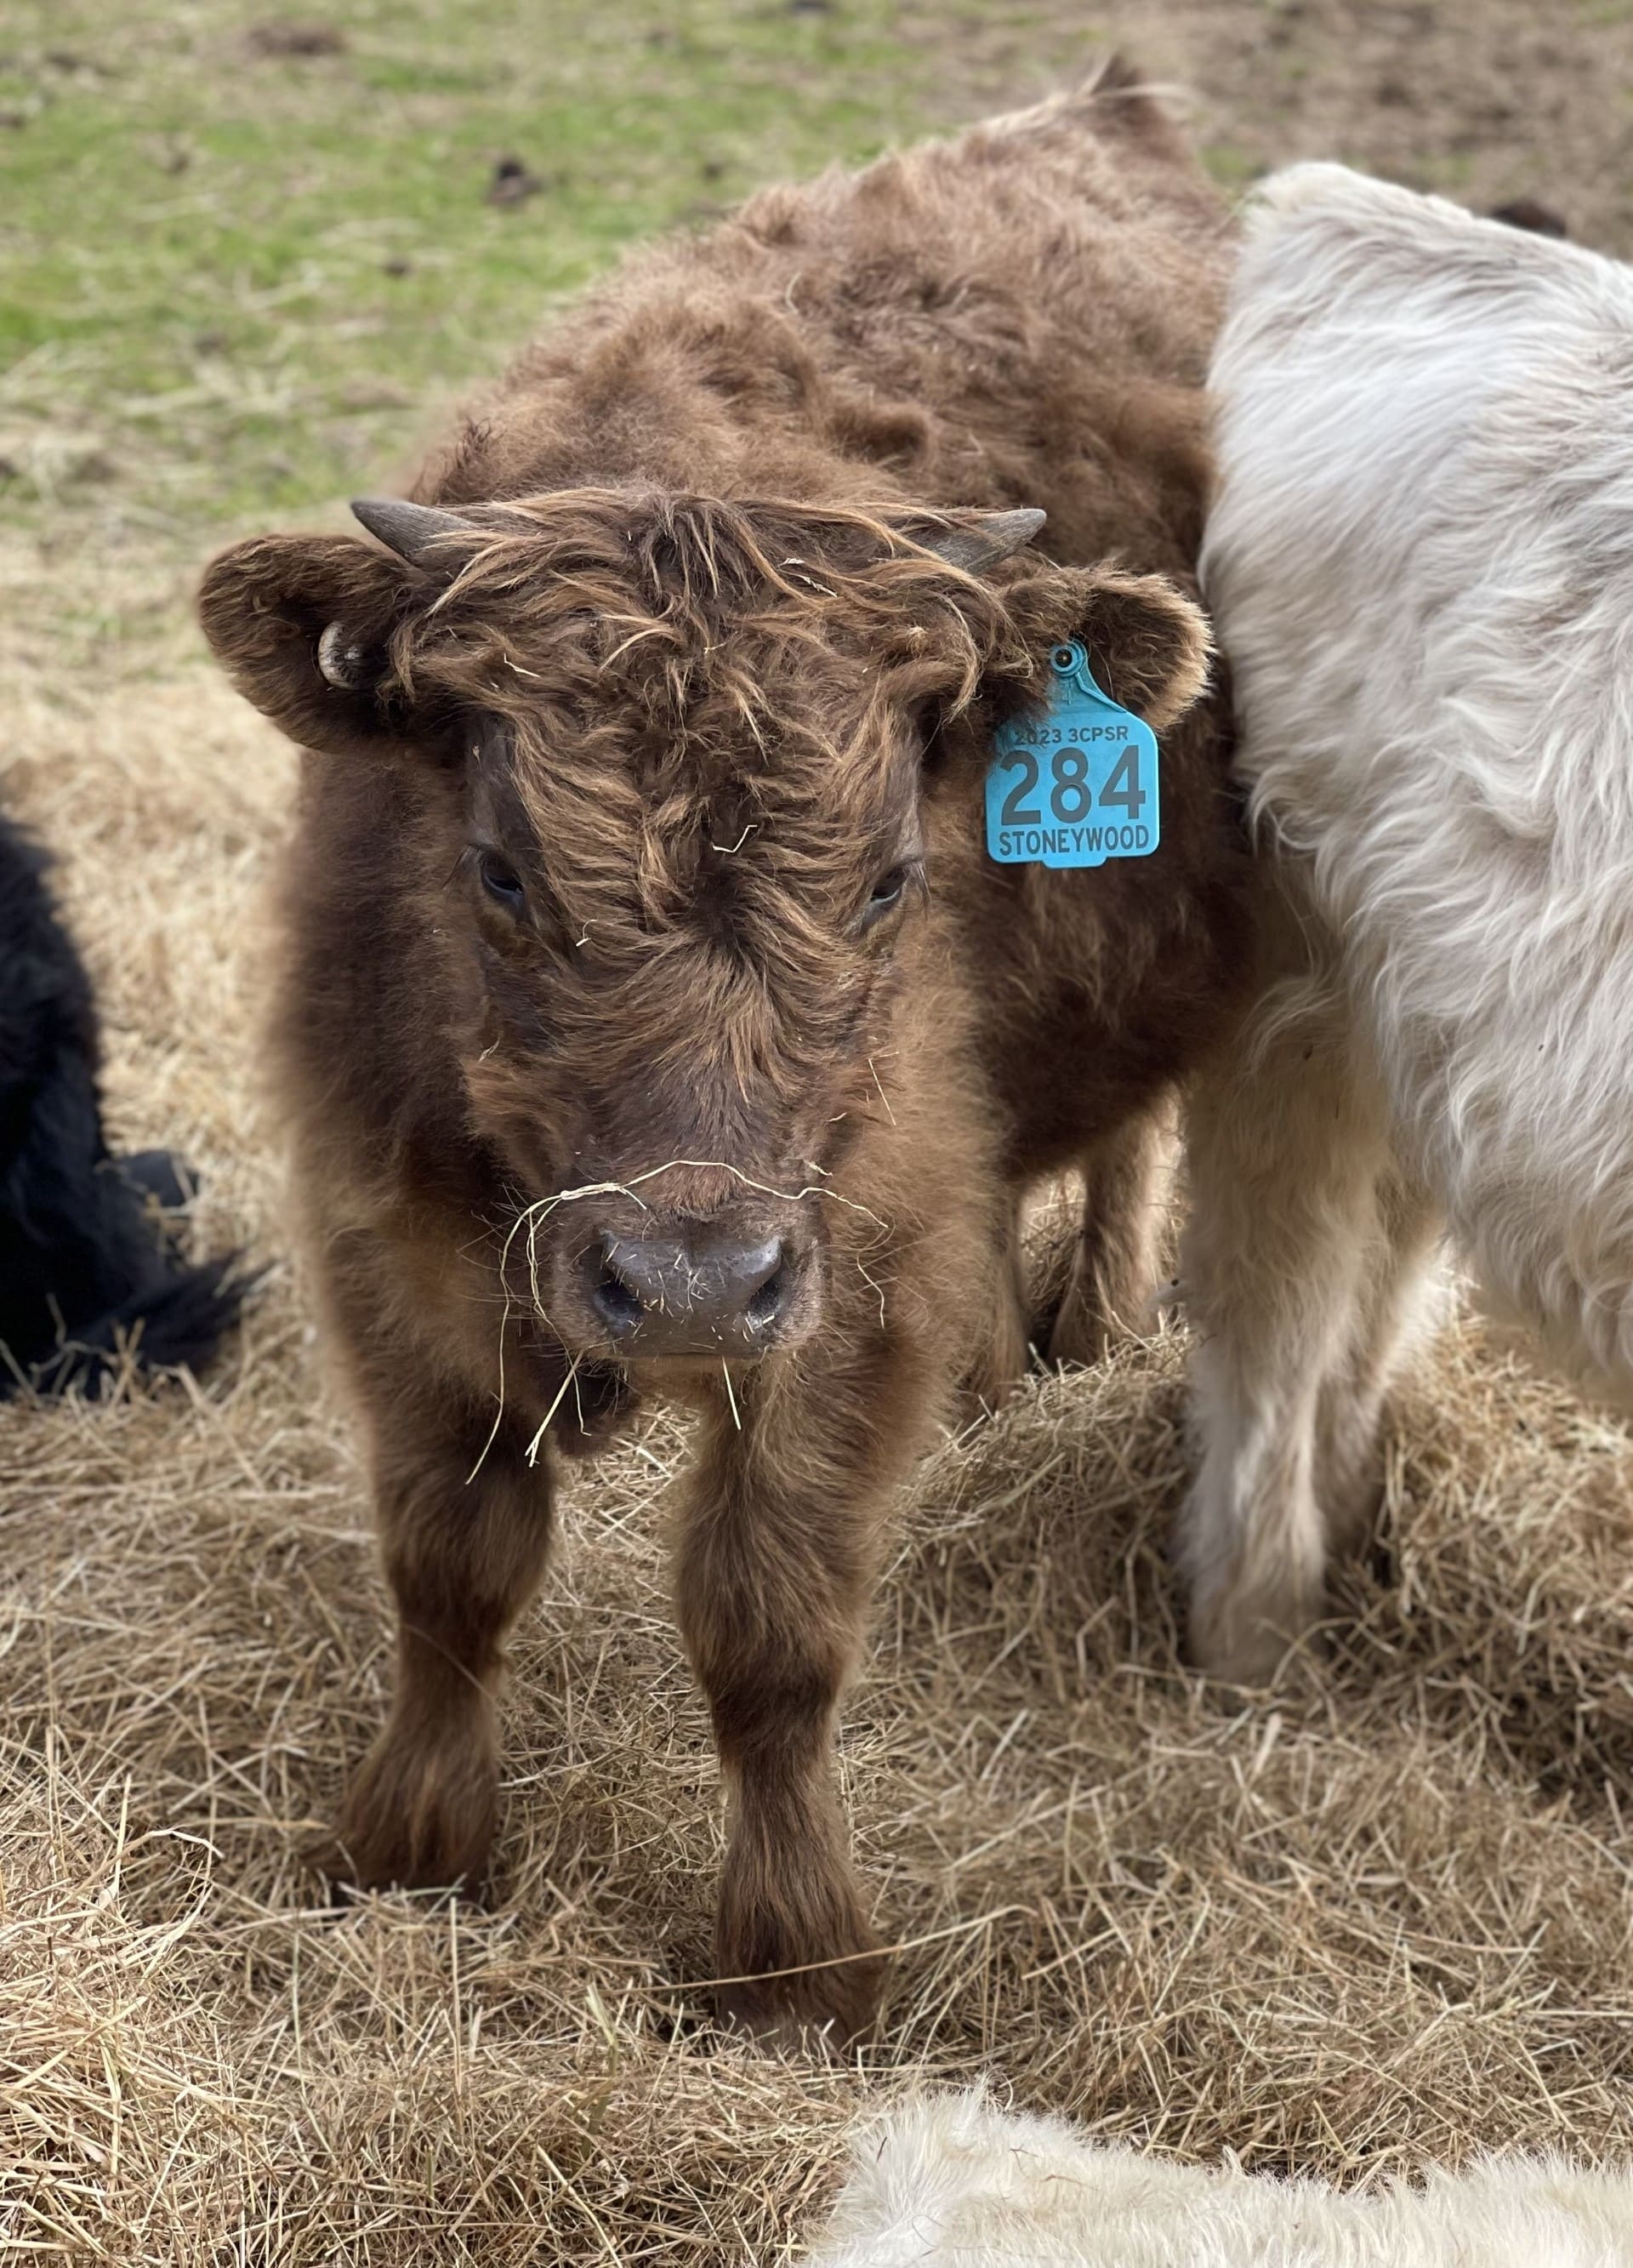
589, 1228, 799, 1353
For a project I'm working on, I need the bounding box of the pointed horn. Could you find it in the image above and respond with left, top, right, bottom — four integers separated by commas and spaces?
350, 496, 473, 567
921, 507, 1047, 575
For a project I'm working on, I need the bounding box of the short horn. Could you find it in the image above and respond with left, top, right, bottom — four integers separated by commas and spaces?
350, 496, 472, 567
921, 507, 1047, 574
317, 622, 370, 692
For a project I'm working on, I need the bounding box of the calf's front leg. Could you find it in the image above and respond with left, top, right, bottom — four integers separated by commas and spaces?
675, 1330, 943, 2043
334, 1391, 555, 1893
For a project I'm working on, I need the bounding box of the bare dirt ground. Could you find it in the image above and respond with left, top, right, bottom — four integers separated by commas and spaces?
7, 4, 1633, 2262
923, 0, 1633, 255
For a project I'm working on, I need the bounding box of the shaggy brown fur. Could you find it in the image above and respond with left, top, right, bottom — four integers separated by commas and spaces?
197, 63, 1249, 2040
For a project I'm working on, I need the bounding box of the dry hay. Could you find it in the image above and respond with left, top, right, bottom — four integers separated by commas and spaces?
6, 544, 1633, 2264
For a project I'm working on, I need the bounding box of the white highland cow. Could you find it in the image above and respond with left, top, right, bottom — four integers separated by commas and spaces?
1183, 163, 1633, 1683
805, 2092, 1633, 2266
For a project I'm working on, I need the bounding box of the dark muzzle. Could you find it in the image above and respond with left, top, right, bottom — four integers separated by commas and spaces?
586, 1225, 808, 1356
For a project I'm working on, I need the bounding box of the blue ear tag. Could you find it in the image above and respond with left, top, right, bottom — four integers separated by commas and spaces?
985, 641, 1160, 869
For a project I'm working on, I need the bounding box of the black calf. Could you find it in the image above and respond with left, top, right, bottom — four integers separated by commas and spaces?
0, 813, 247, 1396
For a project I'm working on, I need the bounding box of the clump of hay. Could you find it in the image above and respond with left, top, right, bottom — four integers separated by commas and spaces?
5, 556, 1633, 2261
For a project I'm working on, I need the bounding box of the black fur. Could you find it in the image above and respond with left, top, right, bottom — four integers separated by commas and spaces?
0, 813, 248, 1396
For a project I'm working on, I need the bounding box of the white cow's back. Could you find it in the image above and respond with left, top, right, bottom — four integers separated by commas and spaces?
1204, 163, 1633, 1395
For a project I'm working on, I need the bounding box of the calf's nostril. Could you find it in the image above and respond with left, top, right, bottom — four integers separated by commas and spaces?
590, 1239, 648, 1335
722, 1234, 785, 1306
745, 1262, 788, 1330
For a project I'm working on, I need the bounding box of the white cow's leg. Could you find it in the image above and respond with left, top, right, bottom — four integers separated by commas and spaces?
1316, 1168, 1445, 1557
1179, 976, 1393, 1685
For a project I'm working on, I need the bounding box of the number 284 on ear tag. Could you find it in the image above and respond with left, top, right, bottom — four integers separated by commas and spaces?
985, 641, 1160, 869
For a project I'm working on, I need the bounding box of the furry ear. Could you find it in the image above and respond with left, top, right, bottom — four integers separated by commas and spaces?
197, 534, 419, 756
1003, 566, 1213, 734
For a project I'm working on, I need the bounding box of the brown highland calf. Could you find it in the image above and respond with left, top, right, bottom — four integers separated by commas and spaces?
199, 64, 1248, 2039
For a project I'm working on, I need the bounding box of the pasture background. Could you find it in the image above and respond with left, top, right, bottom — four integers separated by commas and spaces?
6, 2, 1633, 2259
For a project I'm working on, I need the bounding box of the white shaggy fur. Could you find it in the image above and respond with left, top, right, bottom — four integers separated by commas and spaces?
805, 2092, 1633, 2265
1181, 164, 1633, 1681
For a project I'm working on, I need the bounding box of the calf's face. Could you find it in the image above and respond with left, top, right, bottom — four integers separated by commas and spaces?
200, 491, 1208, 1368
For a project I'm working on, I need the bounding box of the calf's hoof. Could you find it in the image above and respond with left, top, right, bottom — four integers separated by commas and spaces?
1044, 1263, 1151, 1370
714, 1942, 888, 2049
329, 1720, 498, 1893
1186, 1583, 1323, 1691
713, 1872, 886, 2046
1044, 1296, 1118, 1371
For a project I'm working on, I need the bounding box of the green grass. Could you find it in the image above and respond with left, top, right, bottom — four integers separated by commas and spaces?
8, 0, 1630, 578
0, 0, 953, 543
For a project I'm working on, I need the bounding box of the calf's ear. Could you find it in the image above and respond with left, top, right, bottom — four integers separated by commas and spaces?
197, 533, 418, 757
1005, 566, 1213, 735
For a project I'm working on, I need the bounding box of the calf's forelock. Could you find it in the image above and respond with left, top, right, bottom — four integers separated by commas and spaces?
384, 498, 980, 1165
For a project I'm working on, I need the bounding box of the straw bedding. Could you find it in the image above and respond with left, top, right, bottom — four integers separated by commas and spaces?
5, 573, 1633, 2259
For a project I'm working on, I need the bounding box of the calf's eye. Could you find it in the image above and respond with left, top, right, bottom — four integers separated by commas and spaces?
859, 865, 912, 932
477, 851, 526, 911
